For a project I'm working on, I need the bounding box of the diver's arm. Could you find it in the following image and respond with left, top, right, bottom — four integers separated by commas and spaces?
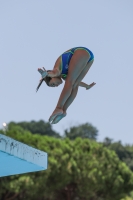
47, 68, 61, 78
79, 82, 96, 89
79, 82, 88, 88
48, 56, 62, 77
38, 56, 62, 78
38, 67, 61, 78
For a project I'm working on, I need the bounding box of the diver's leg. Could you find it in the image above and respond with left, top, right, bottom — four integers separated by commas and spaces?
57, 50, 91, 108
73, 59, 94, 87
49, 49, 90, 122
51, 60, 94, 124
58, 60, 94, 112
51, 86, 79, 124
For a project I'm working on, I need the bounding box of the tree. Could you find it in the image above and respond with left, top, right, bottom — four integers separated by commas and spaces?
8, 120, 61, 138
0, 128, 133, 200
64, 122, 98, 140
103, 140, 133, 172
121, 194, 133, 200
103, 137, 113, 146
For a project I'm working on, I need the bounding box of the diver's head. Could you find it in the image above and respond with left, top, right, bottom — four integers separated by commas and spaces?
46, 77, 63, 87
36, 70, 63, 92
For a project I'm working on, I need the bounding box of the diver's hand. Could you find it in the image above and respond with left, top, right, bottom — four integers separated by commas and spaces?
86, 82, 96, 90
38, 67, 48, 79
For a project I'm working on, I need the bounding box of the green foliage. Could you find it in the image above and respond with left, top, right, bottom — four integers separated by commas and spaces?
8, 120, 61, 137
103, 137, 113, 146
121, 198, 132, 200
0, 128, 133, 200
103, 138, 133, 172
121, 191, 133, 200
64, 122, 98, 140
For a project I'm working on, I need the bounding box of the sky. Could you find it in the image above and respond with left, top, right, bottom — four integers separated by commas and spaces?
0, 0, 133, 145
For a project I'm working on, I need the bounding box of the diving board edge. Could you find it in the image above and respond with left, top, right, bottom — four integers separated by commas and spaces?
0, 133, 48, 169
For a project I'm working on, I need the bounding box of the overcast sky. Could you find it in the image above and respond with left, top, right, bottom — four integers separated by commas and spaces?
0, 0, 133, 145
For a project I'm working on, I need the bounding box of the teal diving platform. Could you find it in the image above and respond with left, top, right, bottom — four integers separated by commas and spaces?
0, 134, 48, 177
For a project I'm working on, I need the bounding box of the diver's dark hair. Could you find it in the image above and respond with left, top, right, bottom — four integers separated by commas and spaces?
44, 76, 52, 86
44, 70, 52, 86
36, 70, 52, 92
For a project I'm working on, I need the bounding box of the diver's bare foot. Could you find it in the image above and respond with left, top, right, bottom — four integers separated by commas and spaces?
51, 112, 67, 124
49, 108, 63, 123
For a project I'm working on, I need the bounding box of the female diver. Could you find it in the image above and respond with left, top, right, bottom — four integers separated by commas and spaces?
36, 47, 96, 124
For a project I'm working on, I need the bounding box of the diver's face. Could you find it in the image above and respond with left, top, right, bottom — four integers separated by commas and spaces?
49, 77, 63, 87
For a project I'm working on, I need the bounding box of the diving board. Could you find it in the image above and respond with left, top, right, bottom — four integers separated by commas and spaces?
0, 134, 48, 177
